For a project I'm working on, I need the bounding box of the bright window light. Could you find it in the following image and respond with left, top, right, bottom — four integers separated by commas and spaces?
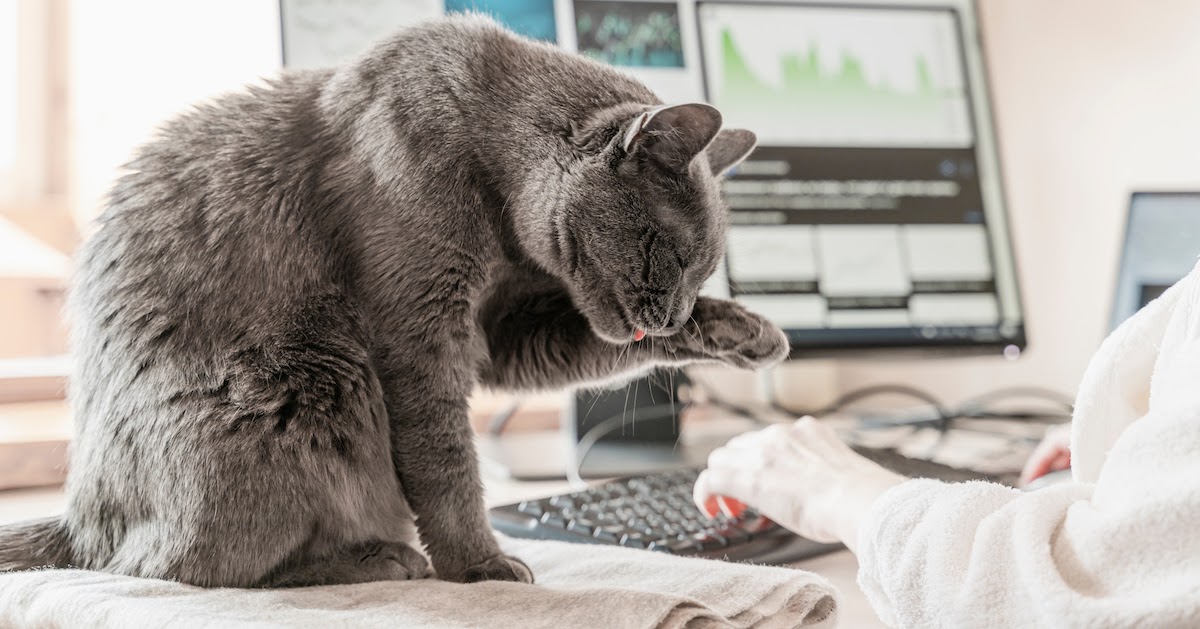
0, 0, 16, 173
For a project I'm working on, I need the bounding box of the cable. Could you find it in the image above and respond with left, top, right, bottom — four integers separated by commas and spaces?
767, 383, 953, 421
567, 403, 693, 488
956, 386, 1075, 415
691, 376, 1073, 429
485, 398, 522, 435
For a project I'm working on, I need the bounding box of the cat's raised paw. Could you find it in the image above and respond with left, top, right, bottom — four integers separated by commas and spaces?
678, 297, 790, 369
461, 554, 534, 584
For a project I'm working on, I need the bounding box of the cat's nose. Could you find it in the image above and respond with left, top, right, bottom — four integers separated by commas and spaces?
661, 318, 685, 335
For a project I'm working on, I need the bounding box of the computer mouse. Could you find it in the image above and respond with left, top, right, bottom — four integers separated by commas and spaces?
1023, 468, 1073, 491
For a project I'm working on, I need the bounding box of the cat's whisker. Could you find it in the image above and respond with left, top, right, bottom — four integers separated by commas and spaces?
631, 368, 641, 436
684, 317, 707, 352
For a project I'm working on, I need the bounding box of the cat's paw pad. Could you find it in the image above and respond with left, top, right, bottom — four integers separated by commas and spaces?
684, 298, 789, 369
461, 554, 534, 584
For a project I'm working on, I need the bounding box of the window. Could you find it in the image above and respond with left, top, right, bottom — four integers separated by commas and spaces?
0, 0, 16, 185
0, 0, 72, 403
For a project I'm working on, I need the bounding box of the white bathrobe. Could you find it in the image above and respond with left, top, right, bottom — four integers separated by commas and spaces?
856, 260, 1200, 629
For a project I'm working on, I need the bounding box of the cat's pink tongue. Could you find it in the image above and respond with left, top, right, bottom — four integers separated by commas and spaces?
633, 329, 646, 342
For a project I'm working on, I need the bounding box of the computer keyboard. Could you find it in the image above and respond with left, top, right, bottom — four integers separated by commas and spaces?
489, 445, 1015, 565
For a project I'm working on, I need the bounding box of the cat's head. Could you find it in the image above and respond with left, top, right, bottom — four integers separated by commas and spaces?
521, 102, 755, 343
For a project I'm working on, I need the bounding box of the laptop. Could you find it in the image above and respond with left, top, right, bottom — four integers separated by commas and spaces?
1110, 192, 1200, 331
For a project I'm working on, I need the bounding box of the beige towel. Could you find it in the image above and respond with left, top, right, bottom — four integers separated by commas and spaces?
0, 536, 838, 628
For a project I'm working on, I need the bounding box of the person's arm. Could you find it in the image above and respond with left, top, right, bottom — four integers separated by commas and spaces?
858, 402, 1200, 628
695, 261, 1200, 627
697, 413, 1200, 627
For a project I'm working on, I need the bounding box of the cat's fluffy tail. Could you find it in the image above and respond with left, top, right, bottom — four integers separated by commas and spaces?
0, 516, 75, 571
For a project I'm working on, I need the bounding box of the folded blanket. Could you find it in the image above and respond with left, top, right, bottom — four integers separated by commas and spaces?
0, 535, 838, 628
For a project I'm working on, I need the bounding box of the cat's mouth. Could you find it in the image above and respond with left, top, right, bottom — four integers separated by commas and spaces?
592, 294, 690, 344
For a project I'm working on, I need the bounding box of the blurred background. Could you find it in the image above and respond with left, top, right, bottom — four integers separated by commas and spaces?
1, 1, 1199, 474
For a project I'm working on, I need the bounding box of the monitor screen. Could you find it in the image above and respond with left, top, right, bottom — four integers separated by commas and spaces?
694, 1, 1022, 354
280, 0, 1025, 356
1110, 192, 1200, 331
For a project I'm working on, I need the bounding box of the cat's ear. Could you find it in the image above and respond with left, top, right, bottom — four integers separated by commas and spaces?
706, 129, 757, 176
622, 103, 722, 172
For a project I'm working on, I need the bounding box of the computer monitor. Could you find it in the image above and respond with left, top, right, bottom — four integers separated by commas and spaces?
1110, 192, 1200, 331
694, 0, 1022, 356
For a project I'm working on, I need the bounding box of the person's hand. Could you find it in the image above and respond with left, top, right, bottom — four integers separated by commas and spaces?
693, 417, 905, 552
1019, 424, 1071, 485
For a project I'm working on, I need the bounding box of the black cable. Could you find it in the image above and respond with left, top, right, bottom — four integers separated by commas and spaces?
567, 403, 696, 487
956, 386, 1075, 415
673, 369, 775, 425
692, 376, 1073, 430
771, 383, 954, 421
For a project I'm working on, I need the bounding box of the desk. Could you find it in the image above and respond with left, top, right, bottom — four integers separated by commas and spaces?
478, 411, 1048, 628
482, 440, 889, 629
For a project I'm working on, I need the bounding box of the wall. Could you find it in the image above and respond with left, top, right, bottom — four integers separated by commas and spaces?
65, 1, 1200, 406
68, 0, 281, 231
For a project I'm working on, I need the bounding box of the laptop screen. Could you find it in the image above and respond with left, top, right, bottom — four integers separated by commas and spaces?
1110, 192, 1200, 331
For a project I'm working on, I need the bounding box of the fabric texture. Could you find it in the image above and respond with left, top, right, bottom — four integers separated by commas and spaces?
0, 535, 838, 628
856, 260, 1200, 628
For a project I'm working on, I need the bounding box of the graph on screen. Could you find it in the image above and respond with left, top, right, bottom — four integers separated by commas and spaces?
697, 3, 973, 147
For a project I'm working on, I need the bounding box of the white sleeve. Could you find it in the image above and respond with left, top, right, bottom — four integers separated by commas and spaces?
855, 407, 1200, 628
855, 260, 1200, 628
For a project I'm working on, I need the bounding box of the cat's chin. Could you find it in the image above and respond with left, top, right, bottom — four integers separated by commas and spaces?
592, 325, 639, 345
583, 313, 639, 345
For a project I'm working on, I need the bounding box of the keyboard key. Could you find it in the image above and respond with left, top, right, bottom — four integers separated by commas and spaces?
549, 496, 577, 510
646, 539, 673, 553
620, 534, 648, 549
667, 538, 702, 553
593, 525, 625, 543
691, 532, 727, 551
517, 501, 544, 517
540, 512, 566, 528
715, 527, 750, 545
567, 519, 595, 536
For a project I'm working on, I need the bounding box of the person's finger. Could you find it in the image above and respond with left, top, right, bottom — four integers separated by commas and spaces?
703, 495, 722, 519
792, 416, 856, 458
717, 496, 747, 518
1021, 439, 1067, 484
693, 466, 758, 512
792, 416, 832, 440
706, 445, 735, 469
1020, 456, 1054, 485
693, 470, 716, 515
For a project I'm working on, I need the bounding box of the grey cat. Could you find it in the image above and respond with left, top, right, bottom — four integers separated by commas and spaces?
0, 15, 787, 587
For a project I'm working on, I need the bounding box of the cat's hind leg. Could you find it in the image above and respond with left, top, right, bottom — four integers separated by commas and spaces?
257, 539, 431, 587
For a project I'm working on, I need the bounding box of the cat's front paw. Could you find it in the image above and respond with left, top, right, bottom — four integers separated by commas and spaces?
459, 554, 534, 584
676, 297, 789, 369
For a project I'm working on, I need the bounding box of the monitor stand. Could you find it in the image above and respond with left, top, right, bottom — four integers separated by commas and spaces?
478, 370, 737, 481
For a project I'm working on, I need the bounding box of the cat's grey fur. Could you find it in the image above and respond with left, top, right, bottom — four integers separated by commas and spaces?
0, 15, 787, 587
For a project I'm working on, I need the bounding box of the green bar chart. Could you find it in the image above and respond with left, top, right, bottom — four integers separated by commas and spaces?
699, 3, 973, 147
